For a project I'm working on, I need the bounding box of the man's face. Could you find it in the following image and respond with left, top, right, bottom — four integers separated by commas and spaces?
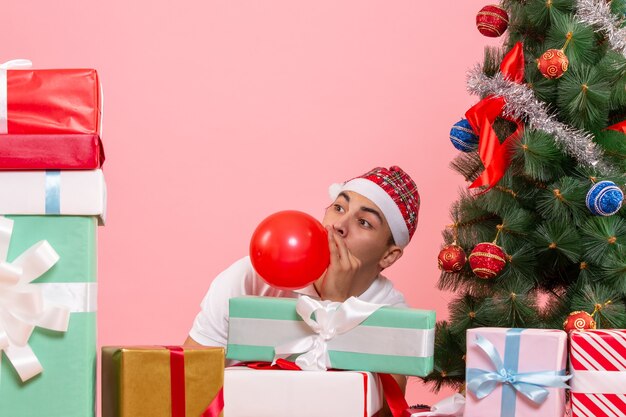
322, 190, 395, 271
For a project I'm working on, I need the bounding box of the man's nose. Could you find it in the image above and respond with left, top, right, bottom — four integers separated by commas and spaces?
332, 218, 347, 237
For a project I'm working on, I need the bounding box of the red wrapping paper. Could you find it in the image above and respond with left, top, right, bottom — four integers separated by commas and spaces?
0, 134, 104, 169
569, 329, 626, 417
4, 69, 101, 134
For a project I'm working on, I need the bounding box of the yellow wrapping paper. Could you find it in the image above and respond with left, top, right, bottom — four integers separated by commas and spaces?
101, 346, 224, 417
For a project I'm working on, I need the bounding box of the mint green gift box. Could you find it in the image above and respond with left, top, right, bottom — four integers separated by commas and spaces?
0, 216, 97, 417
226, 296, 436, 376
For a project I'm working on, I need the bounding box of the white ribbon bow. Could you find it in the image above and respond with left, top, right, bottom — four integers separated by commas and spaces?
0, 59, 33, 134
273, 296, 385, 370
0, 216, 69, 382
0, 59, 32, 70
410, 394, 466, 417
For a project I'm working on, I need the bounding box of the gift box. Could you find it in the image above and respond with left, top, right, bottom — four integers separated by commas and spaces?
570, 329, 626, 417
101, 346, 225, 417
0, 63, 101, 135
465, 327, 570, 417
0, 169, 107, 224
226, 296, 436, 376
224, 366, 382, 417
0, 134, 104, 170
0, 215, 97, 417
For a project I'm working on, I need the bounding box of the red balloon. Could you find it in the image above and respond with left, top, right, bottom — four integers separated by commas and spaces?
250, 210, 330, 290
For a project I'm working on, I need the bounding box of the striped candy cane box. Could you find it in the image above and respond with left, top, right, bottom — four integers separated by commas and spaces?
569, 329, 626, 417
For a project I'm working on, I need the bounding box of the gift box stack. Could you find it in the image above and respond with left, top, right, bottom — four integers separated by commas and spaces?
100, 296, 435, 417
0, 59, 105, 416
224, 295, 437, 417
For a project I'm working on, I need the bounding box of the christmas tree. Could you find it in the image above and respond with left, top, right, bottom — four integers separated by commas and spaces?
425, 0, 626, 393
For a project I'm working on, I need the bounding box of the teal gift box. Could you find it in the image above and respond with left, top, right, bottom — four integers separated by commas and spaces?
226, 296, 435, 376
0, 216, 97, 417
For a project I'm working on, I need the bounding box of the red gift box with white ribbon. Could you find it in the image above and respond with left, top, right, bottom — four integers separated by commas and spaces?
569, 329, 626, 417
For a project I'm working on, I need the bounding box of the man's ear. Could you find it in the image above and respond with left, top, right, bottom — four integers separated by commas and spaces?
379, 245, 403, 270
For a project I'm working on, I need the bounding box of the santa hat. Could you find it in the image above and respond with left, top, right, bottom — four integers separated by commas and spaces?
328, 166, 420, 247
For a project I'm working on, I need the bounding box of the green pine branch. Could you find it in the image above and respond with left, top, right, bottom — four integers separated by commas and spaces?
421, 322, 466, 393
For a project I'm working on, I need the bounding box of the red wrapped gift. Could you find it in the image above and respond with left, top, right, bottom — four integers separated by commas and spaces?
0, 134, 104, 169
570, 329, 626, 417
1, 60, 101, 134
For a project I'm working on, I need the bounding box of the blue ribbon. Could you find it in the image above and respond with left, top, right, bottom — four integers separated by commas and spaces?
466, 329, 571, 417
45, 170, 61, 214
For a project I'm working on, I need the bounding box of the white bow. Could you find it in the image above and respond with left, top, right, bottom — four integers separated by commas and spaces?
273, 296, 385, 370
0, 216, 69, 381
410, 394, 465, 417
0, 59, 32, 70
0, 59, 33, 134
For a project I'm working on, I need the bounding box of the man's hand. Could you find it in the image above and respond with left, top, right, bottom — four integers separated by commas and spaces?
315, 226, 361, 302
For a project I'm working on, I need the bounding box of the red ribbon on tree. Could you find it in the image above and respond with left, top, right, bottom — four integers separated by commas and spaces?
465, 42, 525, 190
164, 346, 224, 417
607, 120, 626, 134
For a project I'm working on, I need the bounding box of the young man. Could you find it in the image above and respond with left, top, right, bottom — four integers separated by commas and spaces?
185, 166, 420, 409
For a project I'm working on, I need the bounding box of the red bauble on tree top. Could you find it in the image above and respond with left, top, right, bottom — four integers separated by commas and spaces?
563, 311, 596, 332
476, 5, 509, 38
438, 244, 467, 273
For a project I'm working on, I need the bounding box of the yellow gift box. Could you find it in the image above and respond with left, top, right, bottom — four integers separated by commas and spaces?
102, 346, 224, 417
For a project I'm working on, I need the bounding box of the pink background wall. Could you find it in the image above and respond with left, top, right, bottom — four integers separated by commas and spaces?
2, 0, 504, 411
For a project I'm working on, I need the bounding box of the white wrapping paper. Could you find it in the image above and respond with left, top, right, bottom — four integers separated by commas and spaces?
224, 367, 382, 417
0, 170, 107, 224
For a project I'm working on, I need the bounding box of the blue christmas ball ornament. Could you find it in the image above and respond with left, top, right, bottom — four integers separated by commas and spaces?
450, 118, 479, 152
586, 180, 624, 216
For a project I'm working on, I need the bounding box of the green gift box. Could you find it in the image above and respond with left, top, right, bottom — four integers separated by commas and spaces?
226, 296, 436, 376
0, 216, 97, 417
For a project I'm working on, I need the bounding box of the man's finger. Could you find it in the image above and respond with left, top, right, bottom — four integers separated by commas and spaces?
330, 230, 352, 267
326, 226, 340, 261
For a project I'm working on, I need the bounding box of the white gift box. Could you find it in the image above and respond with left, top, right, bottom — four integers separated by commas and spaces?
224, 367, 383, 417
0, 169, 107, 224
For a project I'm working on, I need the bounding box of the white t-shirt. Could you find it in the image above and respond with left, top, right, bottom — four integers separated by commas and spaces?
189, 256, 408, 347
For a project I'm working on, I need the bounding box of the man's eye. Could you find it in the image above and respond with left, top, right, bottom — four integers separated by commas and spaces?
359, 219, 372, 228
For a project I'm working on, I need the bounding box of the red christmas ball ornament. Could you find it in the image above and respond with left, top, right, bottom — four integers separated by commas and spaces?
468, 242, 507, 279
537, 49, 569, 79
438, 244, 467, 273
563, 311, 597, 332
476, 5, 509, 38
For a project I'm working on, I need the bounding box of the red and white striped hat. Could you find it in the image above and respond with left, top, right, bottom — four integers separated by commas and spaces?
329, 166, 420, 247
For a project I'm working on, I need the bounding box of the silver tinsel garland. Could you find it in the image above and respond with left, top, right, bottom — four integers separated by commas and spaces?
576, 0, 626, 58
466, 67, 617, 176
